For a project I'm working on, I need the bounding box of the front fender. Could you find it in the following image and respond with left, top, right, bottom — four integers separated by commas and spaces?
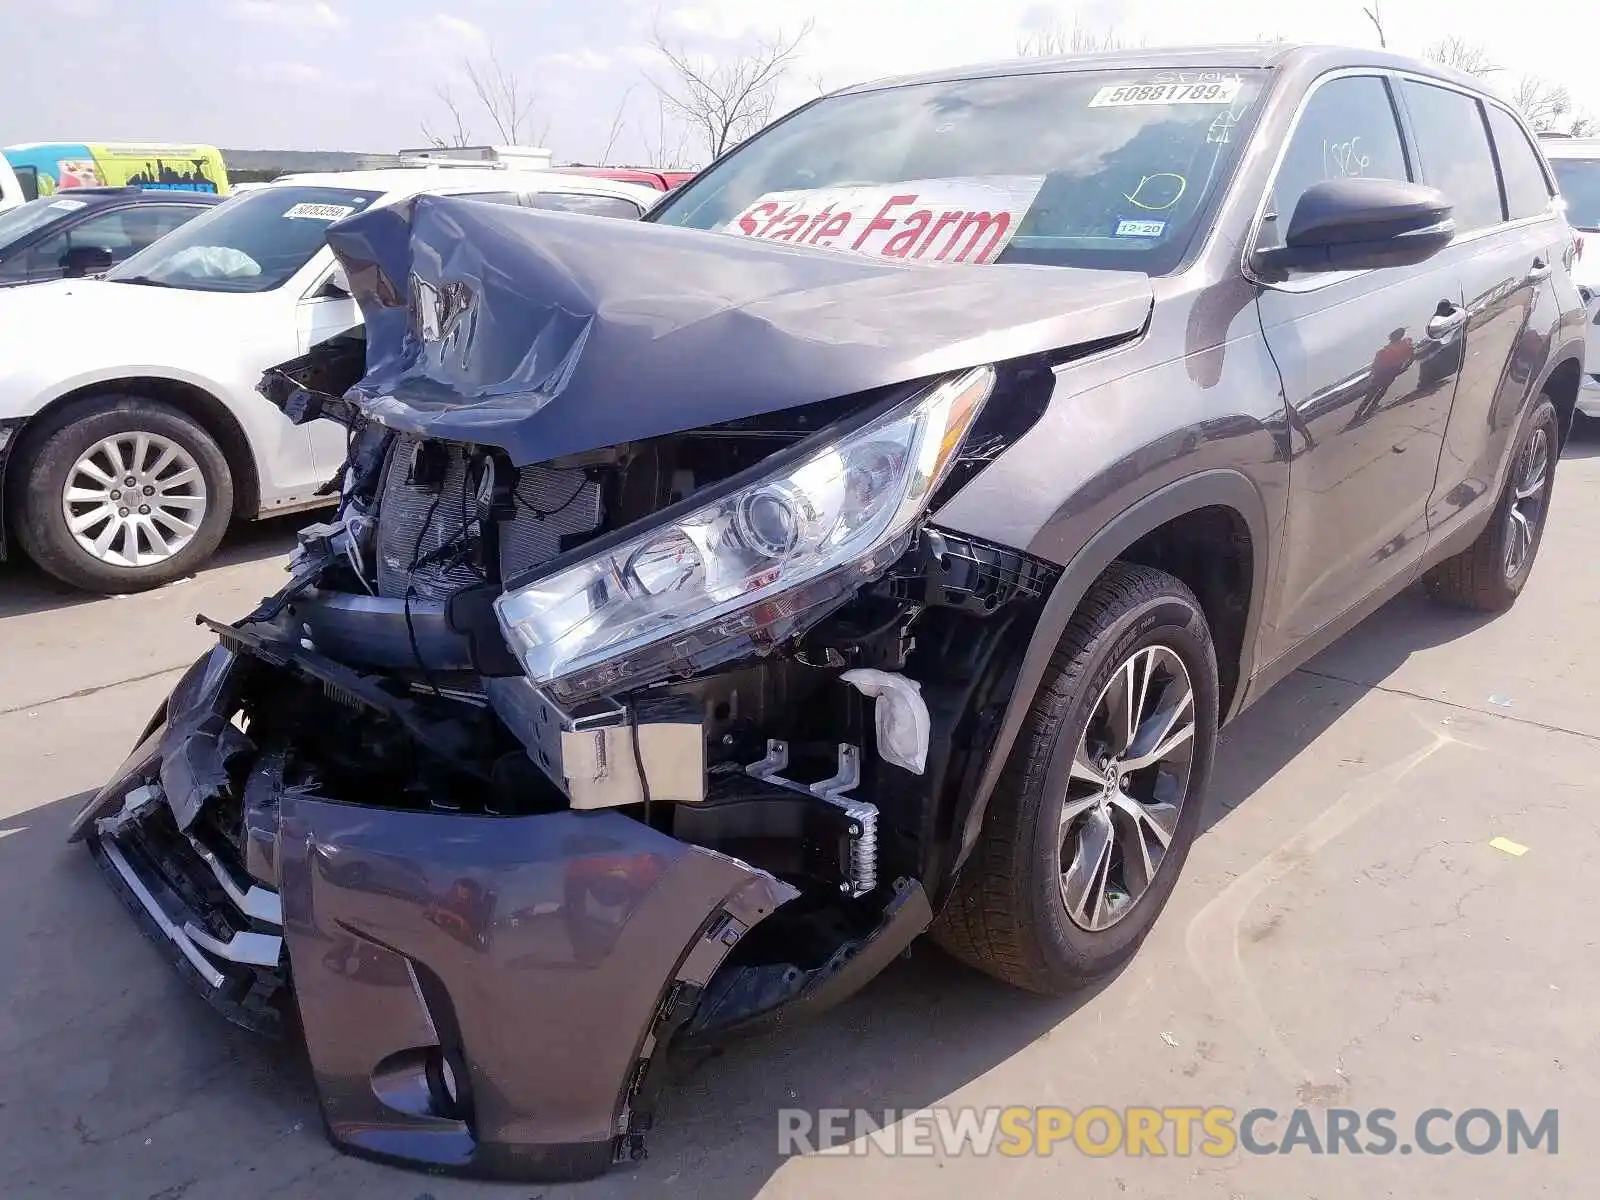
943, 469, 1270, 890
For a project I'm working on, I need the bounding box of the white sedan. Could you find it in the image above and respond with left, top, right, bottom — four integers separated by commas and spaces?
0, 167, 662, 592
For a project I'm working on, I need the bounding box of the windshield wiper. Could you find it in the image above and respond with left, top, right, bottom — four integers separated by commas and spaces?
109, 275, 180, 288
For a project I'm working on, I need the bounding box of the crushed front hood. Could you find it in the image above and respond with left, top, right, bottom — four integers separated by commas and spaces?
325, 195, 1154, 464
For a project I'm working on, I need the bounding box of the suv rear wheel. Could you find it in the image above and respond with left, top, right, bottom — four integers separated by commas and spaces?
1424, 394, 1558, 613
9, 395, 233, 594
934, 562, 1219, 995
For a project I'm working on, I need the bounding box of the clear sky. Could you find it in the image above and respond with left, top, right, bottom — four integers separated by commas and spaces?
3, 0, 1596, 166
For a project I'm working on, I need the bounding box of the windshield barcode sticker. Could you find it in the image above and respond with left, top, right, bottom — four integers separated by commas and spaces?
1089, 80, 1242, 107
284, 202, 357, 221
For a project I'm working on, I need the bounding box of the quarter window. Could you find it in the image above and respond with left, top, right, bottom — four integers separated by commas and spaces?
1259, 75, 1410, 251
1485, 105, 1553, 220
460, 191, 526, 207
1399, 81, 1503, 231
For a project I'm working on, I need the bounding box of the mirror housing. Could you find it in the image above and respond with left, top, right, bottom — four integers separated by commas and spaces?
320, 265, 350, 298
1254, 178, 1454, 276
62, 244, 116, 278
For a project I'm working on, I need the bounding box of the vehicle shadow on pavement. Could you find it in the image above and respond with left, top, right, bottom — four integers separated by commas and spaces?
1560, 415, 1600, 460
614, 594, 1498, 1196
1201, 583, 1495, 834
0, 584, 1518, 1199
0, 513, 302, 620
0, 793, 322, 1199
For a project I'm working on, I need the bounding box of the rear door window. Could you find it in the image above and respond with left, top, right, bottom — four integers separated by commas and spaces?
527, 192, 645, 219
1399, 81, 1504, 232
25, 209, 140, 274
1258, 75, 1411, 251
1485, 106, 1554, 221
1550, 156, 1600, 231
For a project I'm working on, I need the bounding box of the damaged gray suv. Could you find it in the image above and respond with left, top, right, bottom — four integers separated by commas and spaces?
70, 44, 1587, 1181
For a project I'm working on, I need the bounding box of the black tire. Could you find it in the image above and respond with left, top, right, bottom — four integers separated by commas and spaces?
8, 395, 234, 594
933, 562, 1219, 995
1424, 395, 1558, 614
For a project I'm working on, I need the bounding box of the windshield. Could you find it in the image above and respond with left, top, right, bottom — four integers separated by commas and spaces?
0, 196, 86, 252
648, 68, 1268, 273
105, 185, 382, 292
1552, 157, 1600, 231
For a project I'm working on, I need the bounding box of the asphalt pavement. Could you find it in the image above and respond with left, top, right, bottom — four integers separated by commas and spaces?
3, 427, 1598, 1199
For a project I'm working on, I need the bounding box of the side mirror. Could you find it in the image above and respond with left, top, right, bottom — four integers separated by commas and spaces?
62, 244, 116, 278
1254, 178, 1454, 276
320, 265, 350, 298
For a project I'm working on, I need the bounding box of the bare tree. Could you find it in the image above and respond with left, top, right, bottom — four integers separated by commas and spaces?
1571, 111, 1597, 137
1424, 37, 1499, 78
421, 50, 548, 148
599, 86, 636, 166
464, 50, 543, 144
647, 19, 814, 162
637, 95, 691, 170
420, 83, 474, 148
1362, 3, 1387, 48
1512, 75, 1573, 131
1017, 17, 1131, 57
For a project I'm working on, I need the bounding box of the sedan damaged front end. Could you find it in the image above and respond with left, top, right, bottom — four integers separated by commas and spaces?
70, 196, 1153, 1181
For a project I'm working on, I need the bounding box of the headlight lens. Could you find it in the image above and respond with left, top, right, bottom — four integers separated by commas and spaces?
494, 365, 995, 699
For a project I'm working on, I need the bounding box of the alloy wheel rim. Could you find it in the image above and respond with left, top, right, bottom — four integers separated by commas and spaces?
61, 433, 207, 568
1503, 425, 1550, 580
1058, 644, 1197, 932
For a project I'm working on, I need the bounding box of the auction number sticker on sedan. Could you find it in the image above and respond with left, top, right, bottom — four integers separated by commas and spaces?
284, 202, 358, 221
723, 176, 1045, 264
1089, 79, 1242, 106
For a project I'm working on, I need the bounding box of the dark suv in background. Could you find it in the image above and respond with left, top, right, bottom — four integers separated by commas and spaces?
0, 186, 219, 287
73, 44, 1586, 1181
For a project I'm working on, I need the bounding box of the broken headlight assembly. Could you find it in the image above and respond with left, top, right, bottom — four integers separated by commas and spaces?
494, 366, 995, 700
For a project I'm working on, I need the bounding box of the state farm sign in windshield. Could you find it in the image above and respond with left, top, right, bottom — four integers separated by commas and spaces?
723, 176, 1045, 264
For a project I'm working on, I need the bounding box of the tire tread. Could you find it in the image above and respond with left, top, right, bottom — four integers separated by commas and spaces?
933, 561, 1205, 994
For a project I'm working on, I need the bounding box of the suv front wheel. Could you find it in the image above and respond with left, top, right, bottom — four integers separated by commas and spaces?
934, 562, 1219, 995
9, 395, 234, 594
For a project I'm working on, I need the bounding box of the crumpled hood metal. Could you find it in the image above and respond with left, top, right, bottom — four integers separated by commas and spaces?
325, 194, 1154, 464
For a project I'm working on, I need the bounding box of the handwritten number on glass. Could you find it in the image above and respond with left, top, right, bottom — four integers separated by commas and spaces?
1323, 137, 1370, 179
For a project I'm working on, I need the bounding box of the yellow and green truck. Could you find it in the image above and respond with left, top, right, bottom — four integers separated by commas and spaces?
0, 142, 231, 211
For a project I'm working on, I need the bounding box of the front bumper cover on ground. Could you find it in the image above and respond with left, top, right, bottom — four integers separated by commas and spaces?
69, 647, 801, 1181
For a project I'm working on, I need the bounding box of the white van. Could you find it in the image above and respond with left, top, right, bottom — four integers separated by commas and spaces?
0, 157, 23, 213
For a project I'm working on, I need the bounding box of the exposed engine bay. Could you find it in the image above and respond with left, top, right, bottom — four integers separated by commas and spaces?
238, 307, 1069, 901
64, 194, 1164, 1181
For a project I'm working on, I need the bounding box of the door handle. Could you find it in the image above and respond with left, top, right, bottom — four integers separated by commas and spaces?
1527, 257, 1551, 282
1426, 306, 1467, 338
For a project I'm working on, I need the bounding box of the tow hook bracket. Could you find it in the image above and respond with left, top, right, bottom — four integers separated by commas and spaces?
744, 741, 878, 897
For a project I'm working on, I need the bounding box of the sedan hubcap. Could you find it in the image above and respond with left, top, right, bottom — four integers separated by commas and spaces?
1504, 425, 1550, 580
62, 433, 206, 568
1059, 644, 1196, 932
